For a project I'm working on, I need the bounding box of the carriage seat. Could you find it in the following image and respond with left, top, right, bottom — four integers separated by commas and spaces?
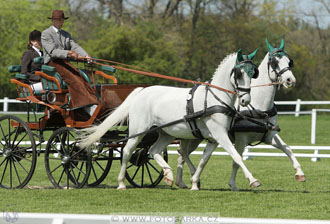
40, 64, 68, 90
8, 64, 44, 98
8, 65, 28, 80
33, 57, 91, 89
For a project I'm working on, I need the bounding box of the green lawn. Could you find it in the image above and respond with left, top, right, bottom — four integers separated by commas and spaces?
0, 114, 329, 219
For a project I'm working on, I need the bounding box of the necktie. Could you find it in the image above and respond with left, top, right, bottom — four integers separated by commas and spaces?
58, 30, 63, 46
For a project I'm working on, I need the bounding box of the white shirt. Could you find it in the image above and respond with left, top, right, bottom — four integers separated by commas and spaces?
52, 25, 60, 33
32, 45, 42, 57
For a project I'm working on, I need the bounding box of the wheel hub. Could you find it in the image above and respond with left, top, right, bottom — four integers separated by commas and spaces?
129, 148, 149, 166
4, 148, 13, 158
62, 156, 71, 165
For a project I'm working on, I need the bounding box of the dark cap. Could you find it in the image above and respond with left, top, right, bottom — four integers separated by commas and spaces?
29, 30, 41, 41
48, 10, 69, 20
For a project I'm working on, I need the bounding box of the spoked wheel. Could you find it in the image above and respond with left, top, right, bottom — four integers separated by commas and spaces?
0, 115, 37, 189
123, 146, 168, 188
87, 144, 113, 187
44, 127, 91, 189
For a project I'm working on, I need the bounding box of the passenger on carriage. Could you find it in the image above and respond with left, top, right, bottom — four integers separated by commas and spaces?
21, 30, 43, 92
41, 9, 98, 116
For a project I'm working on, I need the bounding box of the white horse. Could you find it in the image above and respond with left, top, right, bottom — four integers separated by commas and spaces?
79, 49, 260, 190
175, 38, 305, 191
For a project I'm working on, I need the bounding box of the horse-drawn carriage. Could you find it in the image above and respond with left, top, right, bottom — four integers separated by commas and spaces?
1, 39, 304, 191
1, 57, 167, 189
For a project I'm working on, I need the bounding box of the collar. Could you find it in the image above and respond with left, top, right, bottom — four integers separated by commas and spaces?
32, 46, 42, 56
52, 26, 60, 33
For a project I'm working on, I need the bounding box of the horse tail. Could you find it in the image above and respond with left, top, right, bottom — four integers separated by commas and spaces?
79, 87, 144, 149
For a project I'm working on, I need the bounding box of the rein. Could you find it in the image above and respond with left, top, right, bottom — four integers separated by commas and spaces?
251, 82, 281, 88
84, 58, 237, 95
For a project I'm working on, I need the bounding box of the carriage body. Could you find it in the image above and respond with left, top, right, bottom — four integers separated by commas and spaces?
0, 58, 166, 189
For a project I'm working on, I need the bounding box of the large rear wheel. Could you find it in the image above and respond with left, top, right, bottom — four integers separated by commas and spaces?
44, 127, 91, 189
0, 115, 37, 189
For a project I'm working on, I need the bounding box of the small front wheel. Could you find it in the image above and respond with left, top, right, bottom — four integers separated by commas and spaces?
87, 144, 113, 187
123, 146, 168, 188
44, 127, 91, 189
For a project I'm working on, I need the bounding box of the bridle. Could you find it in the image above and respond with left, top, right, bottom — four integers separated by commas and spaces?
267, 49, 294, 83
231, 59, 258, 99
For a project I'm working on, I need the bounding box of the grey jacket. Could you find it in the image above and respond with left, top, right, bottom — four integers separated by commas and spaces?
41, 26, 88, 64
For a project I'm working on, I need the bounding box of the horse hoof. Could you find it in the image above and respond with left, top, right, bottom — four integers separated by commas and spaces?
250, 180, 261, 188
229, 185, 239, 191
295, 175, 306, 182
117, 186, 126, 190
175, 182, 188, 189
165, 177, 173, 187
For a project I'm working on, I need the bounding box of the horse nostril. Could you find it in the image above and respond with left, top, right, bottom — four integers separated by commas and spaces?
287, 78, 292, 83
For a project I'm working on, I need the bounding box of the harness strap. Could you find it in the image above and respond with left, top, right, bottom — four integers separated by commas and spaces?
186, 84, 204, 140
241, 104, 278, 119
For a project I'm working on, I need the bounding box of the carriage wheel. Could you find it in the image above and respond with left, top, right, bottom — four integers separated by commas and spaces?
0, 115, 37, 189
44, 127, 91, 189
123, 146, 168, 188
87, 145, 113, 187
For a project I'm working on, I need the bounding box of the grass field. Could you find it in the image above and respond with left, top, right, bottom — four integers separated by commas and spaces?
0, 114, 330, 219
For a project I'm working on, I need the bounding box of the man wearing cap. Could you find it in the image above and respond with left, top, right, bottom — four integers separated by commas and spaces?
41, 9, 98, 114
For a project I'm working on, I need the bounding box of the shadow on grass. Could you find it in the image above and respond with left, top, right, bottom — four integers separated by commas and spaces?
199, 187, 316, 194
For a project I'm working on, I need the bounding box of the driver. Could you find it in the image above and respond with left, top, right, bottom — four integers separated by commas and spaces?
41, 9, 97, 115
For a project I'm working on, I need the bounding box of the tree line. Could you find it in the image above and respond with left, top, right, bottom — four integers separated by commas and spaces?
0, 0, 329, 101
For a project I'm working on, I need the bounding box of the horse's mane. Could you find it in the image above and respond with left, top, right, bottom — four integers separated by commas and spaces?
211, 52, 236, 80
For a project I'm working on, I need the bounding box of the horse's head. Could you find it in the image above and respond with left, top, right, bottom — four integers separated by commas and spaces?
266, 38, 296, 88
231, 49, 259, 106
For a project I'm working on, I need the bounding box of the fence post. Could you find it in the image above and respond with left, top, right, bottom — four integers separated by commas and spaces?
51, 218, 64, 224
243, 147, 253, 160
311, 109, 320, 162
3, 97, 9, 112
295, 99, 301, 117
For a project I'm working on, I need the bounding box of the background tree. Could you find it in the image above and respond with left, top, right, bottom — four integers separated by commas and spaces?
0, 0, 329, 103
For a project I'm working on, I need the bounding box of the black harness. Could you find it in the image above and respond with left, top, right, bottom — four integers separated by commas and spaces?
185, 84, 235, 140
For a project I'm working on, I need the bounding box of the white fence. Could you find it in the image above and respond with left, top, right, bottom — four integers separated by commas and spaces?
167, 144, 330, 162
275, 99, 330, 117
1, 98, 329, 162
1, 97, 330, 115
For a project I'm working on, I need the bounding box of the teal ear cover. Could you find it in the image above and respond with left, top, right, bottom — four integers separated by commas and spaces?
248, 48, 258, 60
279, 38, 285, 50
236, 49, 244, 62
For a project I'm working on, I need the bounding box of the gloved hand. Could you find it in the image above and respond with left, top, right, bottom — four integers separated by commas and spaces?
68, 50, 79, 60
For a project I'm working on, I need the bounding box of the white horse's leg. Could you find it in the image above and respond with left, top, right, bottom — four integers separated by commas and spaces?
218, 134, 260, 188
267, 133, 305, 181
176, 148, 188, 188
228, 135, 246, 191
149, 133, 175, 187
175, 139, 201, 188
190, 141, 218, 190
117, 137, 143, 190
